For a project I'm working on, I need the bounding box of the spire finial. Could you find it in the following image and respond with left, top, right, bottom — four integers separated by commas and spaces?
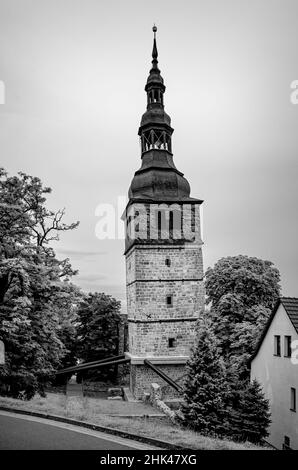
151, 24, 158, 65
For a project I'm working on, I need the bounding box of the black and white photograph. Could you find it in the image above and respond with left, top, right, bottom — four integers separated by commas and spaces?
0, 0, 297, 458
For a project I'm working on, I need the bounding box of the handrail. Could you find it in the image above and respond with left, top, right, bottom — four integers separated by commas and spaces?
144, 359, 183, 393
56, 355, 128, 375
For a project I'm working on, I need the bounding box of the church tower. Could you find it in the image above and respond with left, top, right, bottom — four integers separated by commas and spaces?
124, 27, 204, 400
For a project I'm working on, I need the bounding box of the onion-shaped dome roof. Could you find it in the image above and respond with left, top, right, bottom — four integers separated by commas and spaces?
128, 150, 191, 200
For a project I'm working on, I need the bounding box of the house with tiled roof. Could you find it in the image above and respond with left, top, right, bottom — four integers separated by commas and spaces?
250, 297, 298, 449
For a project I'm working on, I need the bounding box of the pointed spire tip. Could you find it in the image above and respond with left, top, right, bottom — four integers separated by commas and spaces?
152, 24, 158, 62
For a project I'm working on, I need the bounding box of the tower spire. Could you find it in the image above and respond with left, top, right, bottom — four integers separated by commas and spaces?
136, 25, 173, 156
128, 26, 193, 201
152, 25, 158, 69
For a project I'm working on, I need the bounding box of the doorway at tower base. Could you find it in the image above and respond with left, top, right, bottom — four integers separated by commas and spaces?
126, 353, 188, 400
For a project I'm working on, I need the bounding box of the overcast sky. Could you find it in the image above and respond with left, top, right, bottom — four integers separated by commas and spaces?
1, 0, 297, 311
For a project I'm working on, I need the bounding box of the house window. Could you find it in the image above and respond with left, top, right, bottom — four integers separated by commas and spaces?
168, 338, 176, 348
165, 257, 171, 267
284, 336, 292, 358
166, 295, 173, 306
274, 335, 281, 356
283, 436, 291, 450
290, 388, 296, 412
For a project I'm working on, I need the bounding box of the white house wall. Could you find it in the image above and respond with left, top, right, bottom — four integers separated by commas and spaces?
251, 304, 298, 449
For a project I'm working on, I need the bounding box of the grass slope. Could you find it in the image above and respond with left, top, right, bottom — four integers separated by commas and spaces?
0, 393, 267, 450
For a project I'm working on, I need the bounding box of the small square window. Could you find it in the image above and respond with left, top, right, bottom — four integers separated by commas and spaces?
274, 335, 281, 356
284, 336, 292, 358
166, 295, 173, 306
290, 388, 296, 412
168, 338, 176, 348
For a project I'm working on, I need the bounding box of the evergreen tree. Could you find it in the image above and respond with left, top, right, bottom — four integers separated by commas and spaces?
226, 379, 271, 444
180, 316, 228, 436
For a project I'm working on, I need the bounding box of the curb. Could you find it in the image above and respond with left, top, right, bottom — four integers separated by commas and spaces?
0, 406, 188, 450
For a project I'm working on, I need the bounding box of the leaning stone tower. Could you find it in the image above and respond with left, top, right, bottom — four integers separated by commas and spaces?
124, 27, 204, 400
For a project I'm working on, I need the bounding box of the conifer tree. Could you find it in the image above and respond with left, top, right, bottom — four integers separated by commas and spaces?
227, 379, 271, 444
180, 316, 228, 436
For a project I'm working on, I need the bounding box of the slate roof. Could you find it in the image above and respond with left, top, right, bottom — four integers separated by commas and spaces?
249, 297, 298, 363
281, 297, 298, 333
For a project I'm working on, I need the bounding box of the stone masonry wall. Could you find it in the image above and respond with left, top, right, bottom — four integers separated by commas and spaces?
125, 201, 204, 399
126, 245, 203, 285
128, 319, 198, 356
126, 244, 204, 358
130, 363, 185, 400
127, 278, 204, 321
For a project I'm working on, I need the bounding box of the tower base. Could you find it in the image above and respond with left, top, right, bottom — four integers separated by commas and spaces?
126, 353, 188, 400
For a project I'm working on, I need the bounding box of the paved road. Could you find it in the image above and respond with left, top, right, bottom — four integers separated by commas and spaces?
0, 411, 158, 450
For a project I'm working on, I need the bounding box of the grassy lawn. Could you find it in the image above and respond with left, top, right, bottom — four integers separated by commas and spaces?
0, 393, 268, 450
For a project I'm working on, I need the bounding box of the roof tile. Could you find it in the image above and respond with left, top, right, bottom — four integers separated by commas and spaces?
280, 297, 298, 333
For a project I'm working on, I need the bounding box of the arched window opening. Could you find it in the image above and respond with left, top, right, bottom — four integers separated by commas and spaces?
157, 211, 162, 238
134, 210, 140, 234
169, 211, 173, 238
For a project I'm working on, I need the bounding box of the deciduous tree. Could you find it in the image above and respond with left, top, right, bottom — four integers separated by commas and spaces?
205, 255, 281, 377
76, 292, 122, 381
0, 169, 79, 398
